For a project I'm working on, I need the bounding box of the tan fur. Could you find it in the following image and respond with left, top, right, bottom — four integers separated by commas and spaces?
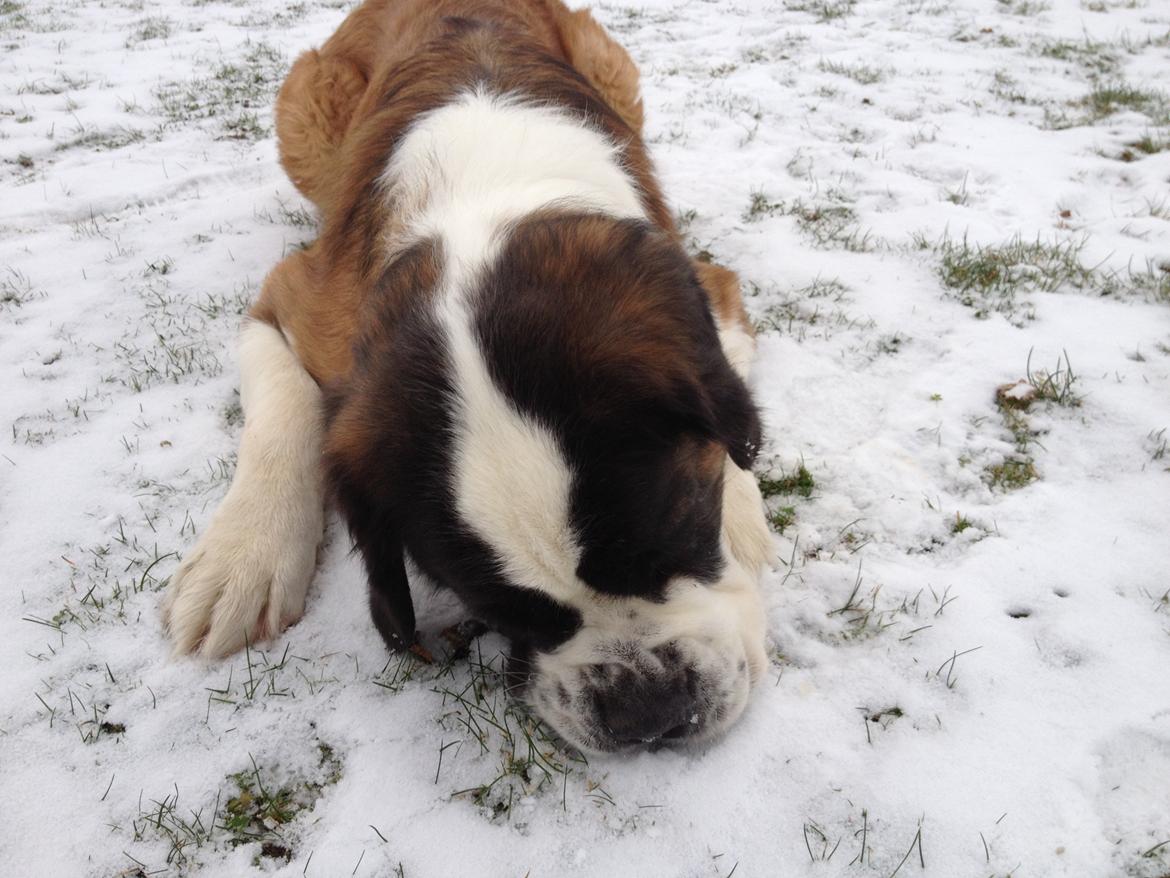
693, 259, 755, 338
275, 0, 646, 209
274, 50, 368, 207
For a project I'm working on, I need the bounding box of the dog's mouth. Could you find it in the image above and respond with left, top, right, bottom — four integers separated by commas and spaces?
508, 642, 747, 755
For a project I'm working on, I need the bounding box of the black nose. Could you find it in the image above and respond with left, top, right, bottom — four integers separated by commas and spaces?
595, 671, 696, 745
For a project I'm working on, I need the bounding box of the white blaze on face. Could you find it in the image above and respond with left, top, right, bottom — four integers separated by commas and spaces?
443, 297, 583, 601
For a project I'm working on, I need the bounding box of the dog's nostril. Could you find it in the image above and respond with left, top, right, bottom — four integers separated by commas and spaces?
662, 722, 691, 740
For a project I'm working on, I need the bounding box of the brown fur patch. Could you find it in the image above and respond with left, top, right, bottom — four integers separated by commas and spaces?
258, 2, 674, 386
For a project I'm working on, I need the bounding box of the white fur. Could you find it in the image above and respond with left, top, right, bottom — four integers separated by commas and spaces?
446, 303, 584, 601
163, 320, 325, 658
379, 89, 647, 265
721, 458, 774, 579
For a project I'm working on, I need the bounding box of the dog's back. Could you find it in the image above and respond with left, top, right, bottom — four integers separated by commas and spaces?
276, 0, 645, 216
260, 0, 668, 386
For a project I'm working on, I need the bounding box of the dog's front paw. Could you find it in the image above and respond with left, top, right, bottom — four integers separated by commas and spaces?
163, 491, 322, 658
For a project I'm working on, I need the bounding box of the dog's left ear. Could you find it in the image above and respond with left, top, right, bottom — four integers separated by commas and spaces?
686, 259, 761, 469
701, 356, 762, 471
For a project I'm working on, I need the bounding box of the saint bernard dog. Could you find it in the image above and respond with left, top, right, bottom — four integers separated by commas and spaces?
163, 0, 774, 753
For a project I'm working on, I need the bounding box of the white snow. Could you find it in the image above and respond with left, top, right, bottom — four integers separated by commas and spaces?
2, 0, 1169, 876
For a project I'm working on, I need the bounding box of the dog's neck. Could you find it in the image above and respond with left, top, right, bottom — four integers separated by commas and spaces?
377, 88, 646, 270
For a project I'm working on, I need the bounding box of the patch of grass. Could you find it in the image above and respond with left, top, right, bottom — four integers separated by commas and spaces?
111, 274, 235, 392
1132, 838, 1170, 878
788, 198, 873, 251
990, 70, 1031, 105
743, 190, 782, 222
1083, 0, 1146, 9
803, 808, 925, 872
130, 746, 342, 870
986, 458, 1039, 491
234, 3, 312, 30
982, 351, 1078, 492
1080, 82, 1169, 124
937, 235, 1098, 323
0, 0, 31, 30
202, 641, 341, 721
944, 174, 969, 206
22, 518, 175, 642
129, 785, 215, 869
862, 706, 905, 742
784, 0, 856, 21
222, 111, 265, 140
222, 396, 244, 428
1, 267, 42, 308
1124, 131, 1170, 157
824, 569, 949, 643
1033, 36, 1121, 77
1127, 261, 1170, 303
751, 277, 867, 342
817, 58, 886, 84
144, 256, 175, 276
997, 0, 1051, 14
54, 125, 145, 152
255, 197, 315, 228
434, 644, 586, 821
16, 71, 91, 95
800, 277, 851, 300
951, 513, 974, 534
758, 463, 815, 499
769, 505, 797, 532
194, 284, 252, 319
745, 191, 873, 251
222, 749, 341, 854
998, 400, 1039, 460
1025, 349, 1081, 408
154, 40, 285, 141
872, 332, 908, 356
1144, 427, 1167, 463
125, 15, 171, 46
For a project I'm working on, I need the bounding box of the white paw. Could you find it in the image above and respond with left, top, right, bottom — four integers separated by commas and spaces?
163, 485, 322, 658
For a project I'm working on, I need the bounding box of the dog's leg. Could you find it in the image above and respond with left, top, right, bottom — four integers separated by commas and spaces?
722, 458, 773, 575
163, 315, 325, 658
693, 260, 756, 381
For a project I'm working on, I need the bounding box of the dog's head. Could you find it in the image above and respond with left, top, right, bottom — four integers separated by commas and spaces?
325, 215, 767, 752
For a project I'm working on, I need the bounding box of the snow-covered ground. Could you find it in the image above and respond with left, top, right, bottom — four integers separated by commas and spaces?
2, 0, 1169, 874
